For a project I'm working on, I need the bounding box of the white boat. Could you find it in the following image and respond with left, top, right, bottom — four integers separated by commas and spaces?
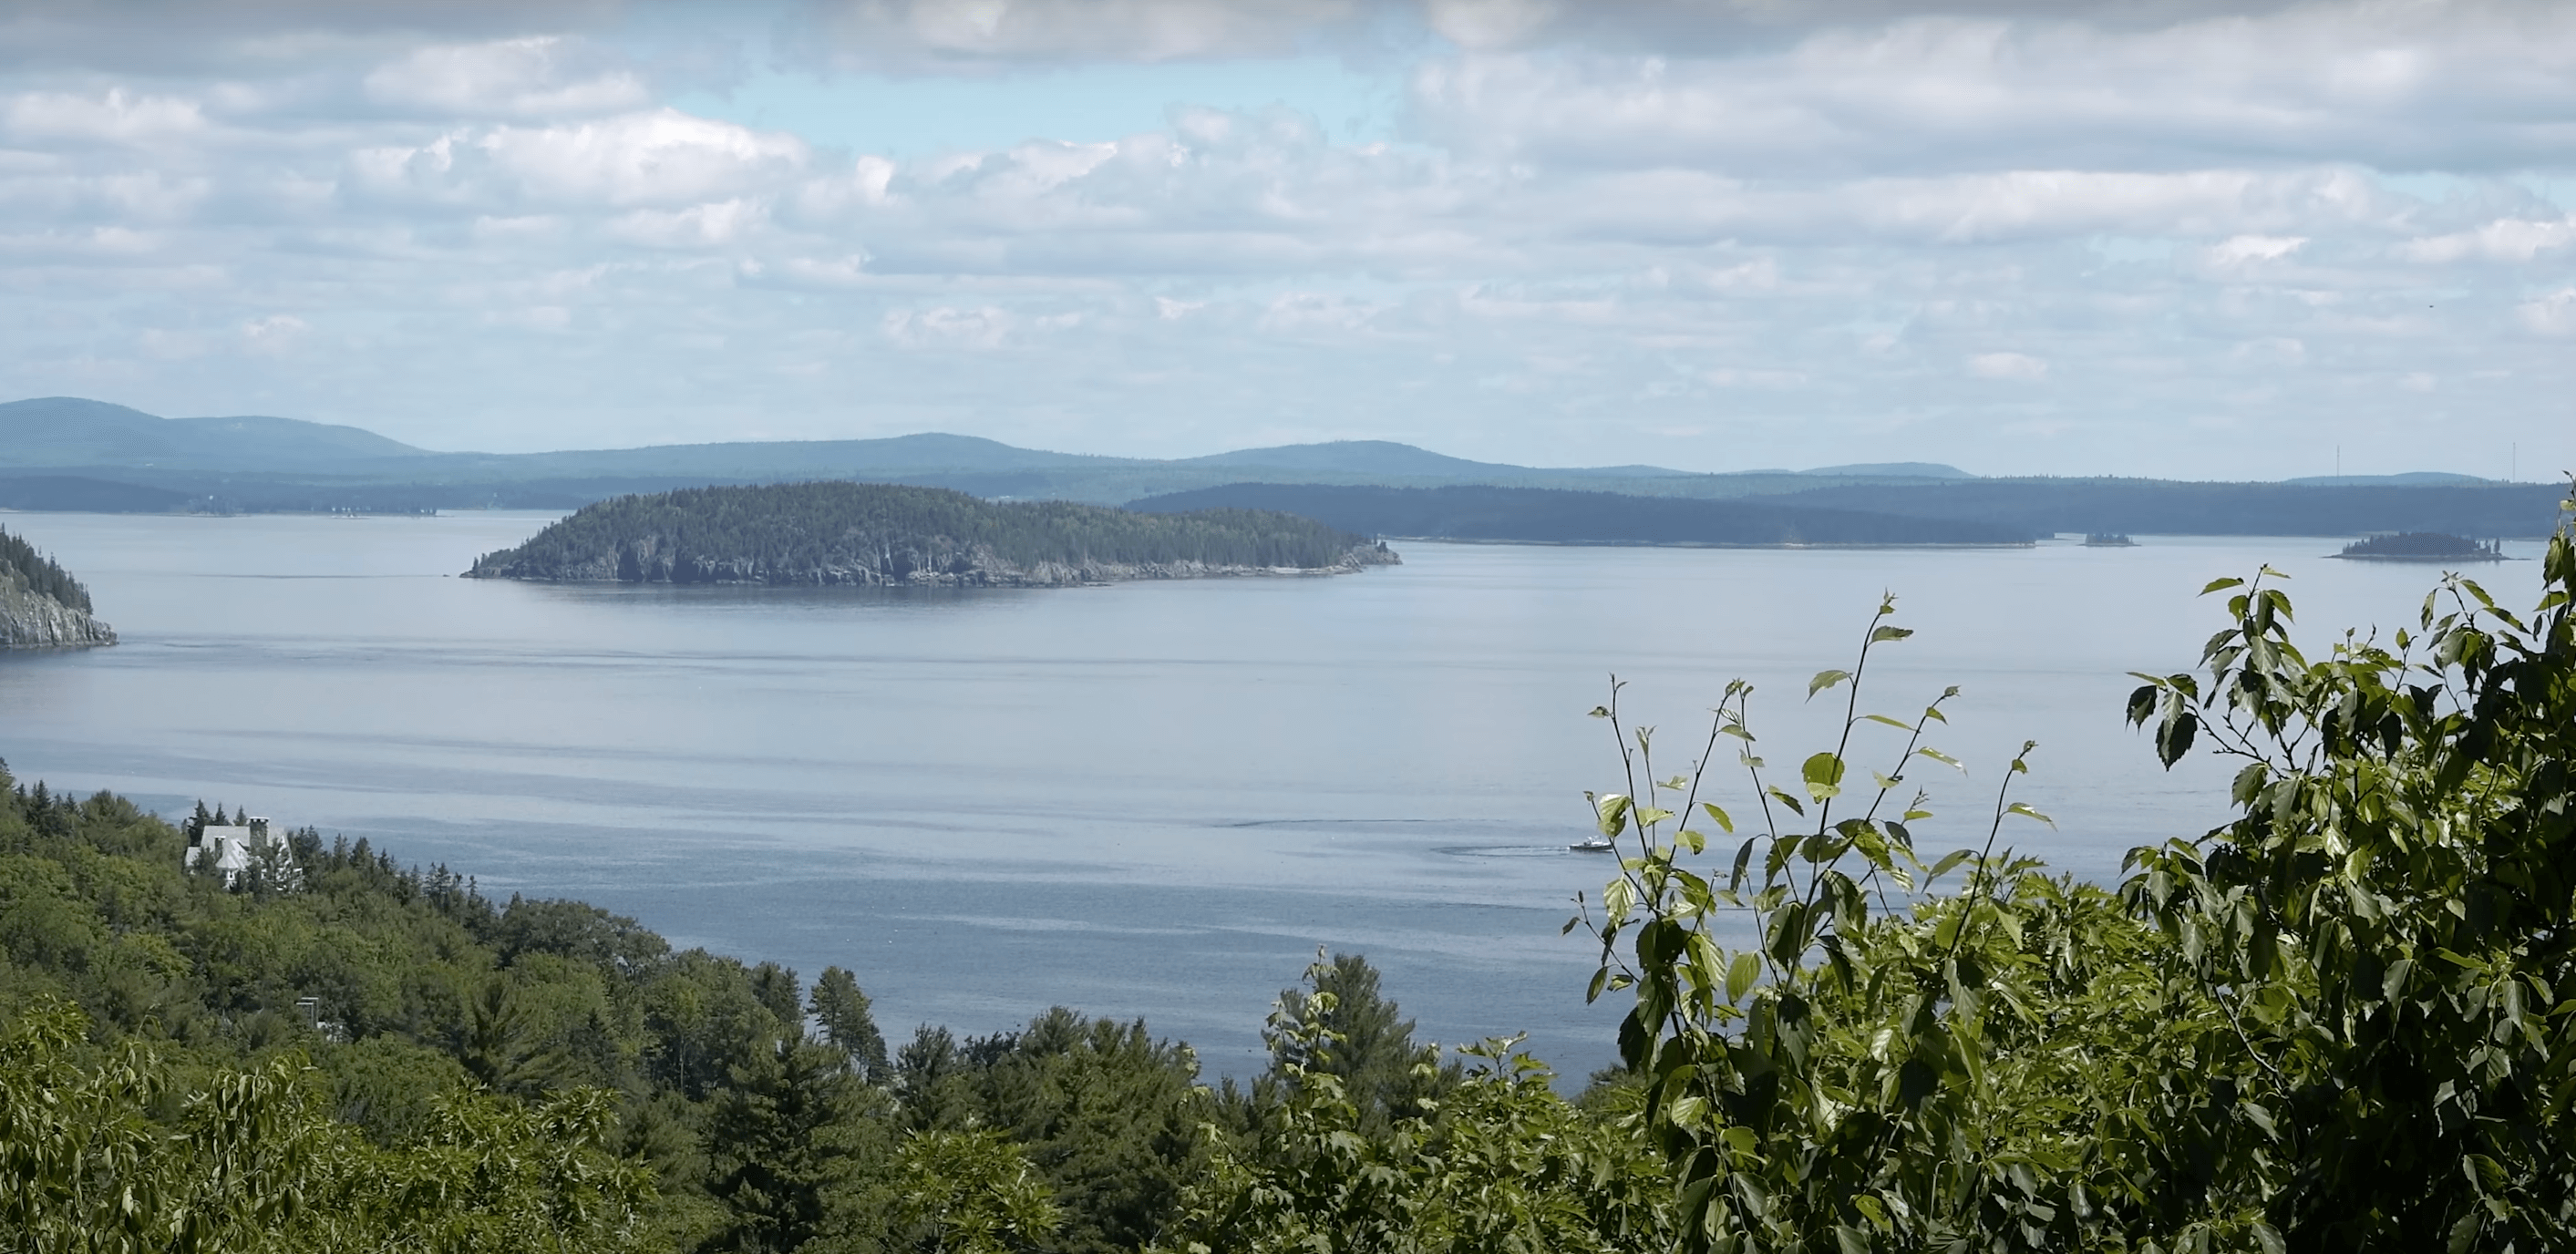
1569, 838, 1616, 853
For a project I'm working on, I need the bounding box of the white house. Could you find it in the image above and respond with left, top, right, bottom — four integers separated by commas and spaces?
184, 817, 295, 888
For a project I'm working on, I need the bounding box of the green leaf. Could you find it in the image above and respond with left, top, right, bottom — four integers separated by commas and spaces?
1915, 746, 1965, 773
1808, 669, 1851, 698
1870, 626, 1914, 642
1862, 714, 1911, 728
1802, 752, 1847, 802
1726, 951, 1760, 1001
1700, 803, 1736, 833
1676, 827, 1706, 855
2201, 576, 2245, 594
1593, 793, 1632, 837
2006, 802, 2055, 827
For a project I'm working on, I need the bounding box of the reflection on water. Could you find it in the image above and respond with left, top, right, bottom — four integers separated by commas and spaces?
0, 510, 2544, 1077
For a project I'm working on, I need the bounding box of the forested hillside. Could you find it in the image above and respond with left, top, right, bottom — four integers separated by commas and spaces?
0, 769, 1648, 1252
0, 523, 116, 649
466, 482, 1397, 584
1127, 482, 2035, 547
0, 525, 90, 612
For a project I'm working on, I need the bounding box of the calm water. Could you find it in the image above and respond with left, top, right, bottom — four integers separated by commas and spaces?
0, 512, 2546, 1077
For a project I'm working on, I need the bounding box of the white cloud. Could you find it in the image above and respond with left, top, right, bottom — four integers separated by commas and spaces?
364, 37, 649, 118
352, 111, 809, 211
2400, 216, 2576, 263
790, 0, 1364, 70
883, 304, 1016, 349
2518, 288, 2576, 336
2205, 234, 2307, 267
1409, 5, 2576, 175
2, 88, 205, 145
0, 0, 2571, 476
1968, 351, 2048, 379
241, 314, 308, 355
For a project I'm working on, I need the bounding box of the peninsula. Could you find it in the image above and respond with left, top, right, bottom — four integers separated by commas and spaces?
463, 482, 1399, 585
0, 525, 115, 649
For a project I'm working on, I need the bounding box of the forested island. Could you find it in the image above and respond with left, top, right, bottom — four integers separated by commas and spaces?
2331, 531, 2506, 561
0, 524, 114, 648
464, 483, 1398, 585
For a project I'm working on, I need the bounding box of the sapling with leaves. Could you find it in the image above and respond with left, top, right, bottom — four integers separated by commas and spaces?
2122, 488, 2576, 1249
1572, 596, 2308, 1252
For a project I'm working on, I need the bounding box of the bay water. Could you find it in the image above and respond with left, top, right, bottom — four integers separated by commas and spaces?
0, 511, 2545, 1078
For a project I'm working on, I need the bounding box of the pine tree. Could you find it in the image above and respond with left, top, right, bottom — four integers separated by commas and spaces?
1267, 952, 1457, 1131
809, 966, 891, 1083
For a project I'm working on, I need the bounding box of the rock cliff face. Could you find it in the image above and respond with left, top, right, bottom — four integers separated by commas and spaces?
474, 532, 1401, 586
0, 568, 115, 648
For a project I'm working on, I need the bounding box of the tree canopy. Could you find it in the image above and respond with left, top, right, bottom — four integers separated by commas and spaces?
0, 524, 91, 612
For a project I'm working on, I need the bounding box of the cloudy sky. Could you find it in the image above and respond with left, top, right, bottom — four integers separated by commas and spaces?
3, 0, 2571, 477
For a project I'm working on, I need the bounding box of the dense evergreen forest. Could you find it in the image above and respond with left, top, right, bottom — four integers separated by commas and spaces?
0, 772, 1650, 1252
9, 497, 2576, 1251
1127, 483, 2035, 547
466, 483, 1396, 584
0, 524, 91, 612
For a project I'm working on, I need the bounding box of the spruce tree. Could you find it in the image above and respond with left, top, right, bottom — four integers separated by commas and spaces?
808, 966, 891, 1083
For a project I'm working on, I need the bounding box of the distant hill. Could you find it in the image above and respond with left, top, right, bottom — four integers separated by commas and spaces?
0, 397, 1989, 510
1801, 462, 1974, 479
0, 396, 428, 470
8, 396, 2551, 541
464, 482, 1398, 585
1128, 483, 2035, 547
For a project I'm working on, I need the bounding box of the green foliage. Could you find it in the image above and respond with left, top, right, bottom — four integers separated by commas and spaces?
891, 1127, 1063, 1254
466, 482, 1382, 583
1259, 951, 1457, 1134
1156, 968, 1670, 1254
2122, 504, 2576, 1246
810, 967, 891, 1084
0, 523, 91, 612
0, 998, 655, 1252
1586, 489, 2576, 1250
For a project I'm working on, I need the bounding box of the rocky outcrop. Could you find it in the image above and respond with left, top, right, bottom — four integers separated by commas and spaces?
473, 533, 1401, 586
0, 568, 115, 648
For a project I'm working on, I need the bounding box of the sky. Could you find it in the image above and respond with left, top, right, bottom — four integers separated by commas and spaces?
2, 0, 2572, 477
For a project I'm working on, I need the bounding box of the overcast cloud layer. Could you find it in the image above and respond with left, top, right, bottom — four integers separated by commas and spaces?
3, 0, 2571, 476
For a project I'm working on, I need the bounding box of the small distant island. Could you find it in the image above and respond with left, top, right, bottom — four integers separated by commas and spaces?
464, 482, 1399, 586
2083, 533, 2137, 548
0, 525, 116, 649
2329, 532, 2507, 562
